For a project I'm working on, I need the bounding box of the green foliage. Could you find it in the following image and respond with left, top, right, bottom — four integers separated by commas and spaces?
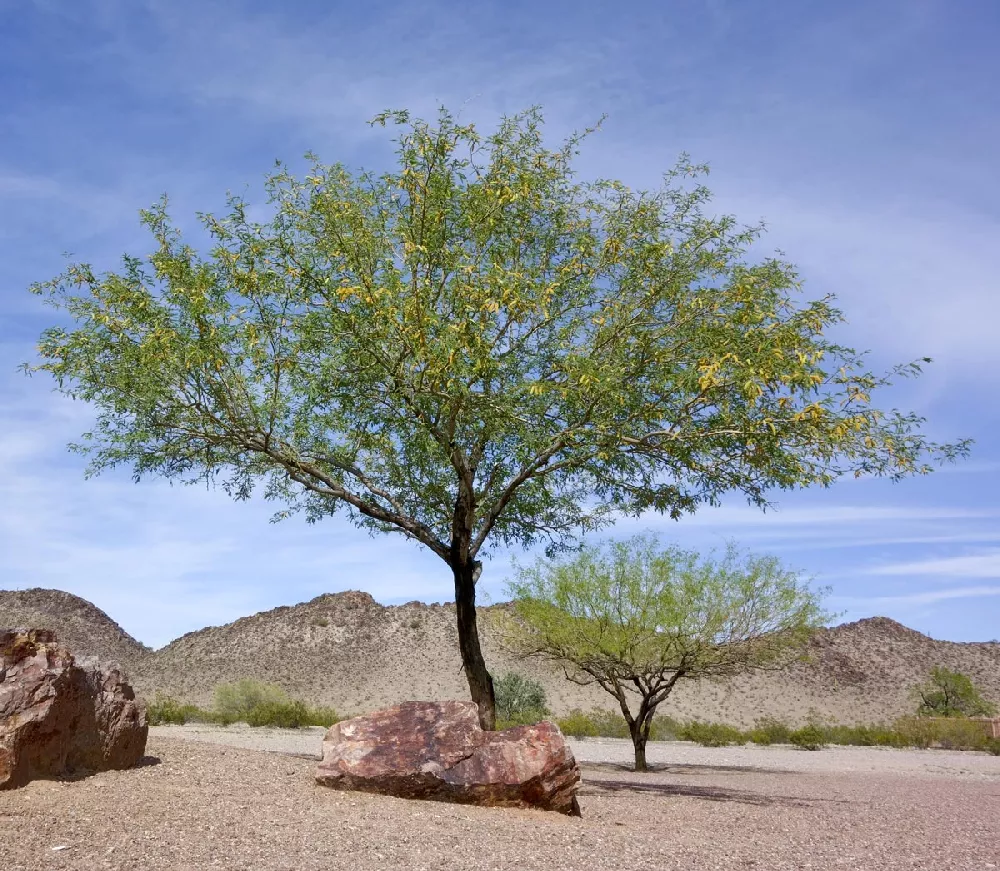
789, 724, 826, 751
507, 535, 829, 765
25, 107, 965, 625
212, 679, 339, 728
494, 672, 549, 722
678, 721, 747, 747
146, 693, 207, 726
747, 716, 792, 745
914, 667, 997, 718
550, 710, 996, 754
554, 709, 603, 738
554, 708, 679, 740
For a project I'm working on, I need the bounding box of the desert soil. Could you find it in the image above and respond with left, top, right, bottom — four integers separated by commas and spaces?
1, 728, 997, 871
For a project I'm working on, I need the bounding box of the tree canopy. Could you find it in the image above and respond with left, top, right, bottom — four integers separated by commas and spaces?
506, 535, 830, 769
915, 666, 997, 719
26, 106, 968, 728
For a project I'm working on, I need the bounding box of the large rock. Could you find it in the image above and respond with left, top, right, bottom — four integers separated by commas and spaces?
0, 628, 148, 789
315, 700, 581, 815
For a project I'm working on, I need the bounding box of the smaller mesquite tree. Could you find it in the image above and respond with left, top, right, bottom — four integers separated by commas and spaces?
26, 107, 967, 730
915, 667, 997, 718
506, 535, 829, 771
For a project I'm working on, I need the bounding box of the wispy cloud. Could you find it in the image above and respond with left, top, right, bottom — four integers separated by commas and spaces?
834, 585, 1000, 608
869, 551, 1000, 579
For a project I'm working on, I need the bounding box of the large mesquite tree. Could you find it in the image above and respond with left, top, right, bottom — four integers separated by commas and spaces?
26, 108, 967, 729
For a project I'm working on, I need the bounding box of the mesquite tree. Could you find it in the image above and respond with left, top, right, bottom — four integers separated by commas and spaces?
26, 107, 967, 729
507, 536, 830, 770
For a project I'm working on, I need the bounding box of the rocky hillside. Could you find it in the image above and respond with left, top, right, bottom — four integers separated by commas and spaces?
0, 588, 150, 668
3, 588, 998, 727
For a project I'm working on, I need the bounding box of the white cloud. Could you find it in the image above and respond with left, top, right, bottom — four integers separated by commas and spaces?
868, 551, 1000, 579
834, 585, 1000, 608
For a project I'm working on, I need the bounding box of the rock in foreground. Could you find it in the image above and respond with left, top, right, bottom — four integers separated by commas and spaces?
0, 628, 148, 790
315, 700, 581, 815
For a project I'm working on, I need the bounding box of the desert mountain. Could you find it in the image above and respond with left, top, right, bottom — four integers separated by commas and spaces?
2, 588, 997, 727
0, 588, 150, 668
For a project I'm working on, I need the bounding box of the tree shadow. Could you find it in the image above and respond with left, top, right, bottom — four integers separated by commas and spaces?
51, 755, 162, 783
579, 777, 812, 807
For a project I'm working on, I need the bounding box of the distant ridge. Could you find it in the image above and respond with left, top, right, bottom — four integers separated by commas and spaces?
2, 588, 998, 727
0, 588, 149, 667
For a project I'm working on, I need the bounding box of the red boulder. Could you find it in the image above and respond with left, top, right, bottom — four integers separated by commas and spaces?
315, 700, 581, 815
0, 628, 148, 789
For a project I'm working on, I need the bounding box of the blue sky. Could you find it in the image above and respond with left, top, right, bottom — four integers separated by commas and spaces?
1, 0, 998, 647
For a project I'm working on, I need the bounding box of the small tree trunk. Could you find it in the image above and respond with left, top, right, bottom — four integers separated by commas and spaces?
629, 701, 657, 772
631, 726, 648, 772
453, 559, 496, 730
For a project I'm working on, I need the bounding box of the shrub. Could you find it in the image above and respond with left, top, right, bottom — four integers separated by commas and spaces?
215, 679, 293, 721
310, 616, 330, 627
748, 717, 792, 745
934, 718, 989, 751
213, 679, 339, 728
985, 738, 1000, 756
893, 716, 938, 749
244, 699, 309, 728
146, 693, 205, 726
678, 721, 746, 747
789, 725, 826, 750
305, 706, 341, 728
555, 709, 601, 738
494, 672, 549, 722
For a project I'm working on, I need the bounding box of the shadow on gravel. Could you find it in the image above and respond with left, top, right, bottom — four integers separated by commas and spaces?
578, 778, 812, 807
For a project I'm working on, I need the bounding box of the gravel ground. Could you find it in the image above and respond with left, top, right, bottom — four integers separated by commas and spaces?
1, 729, 997, 870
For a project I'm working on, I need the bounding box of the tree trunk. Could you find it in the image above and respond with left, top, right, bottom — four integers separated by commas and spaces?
453, 559, 496, 730
631, 726, 648, 772
629, 702, 656, 772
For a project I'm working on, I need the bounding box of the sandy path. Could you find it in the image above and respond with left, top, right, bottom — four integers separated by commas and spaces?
1, 731, 997, 870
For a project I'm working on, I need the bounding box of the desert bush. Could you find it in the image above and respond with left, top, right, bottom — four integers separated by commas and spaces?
213, 679, 339, 728
215, 679, 291, 719
748, 716, 792, 745
555, 709, 602, 738
893, 716, 939, 749
553, 708, 680, 740
985, 738, 1000, 756
146, 693, 206, 726
305, 706, 341, 727
494, 672, 549, 722
678, 721, 746, 747
933, 718, 989, 751
789, 724, 826, 750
